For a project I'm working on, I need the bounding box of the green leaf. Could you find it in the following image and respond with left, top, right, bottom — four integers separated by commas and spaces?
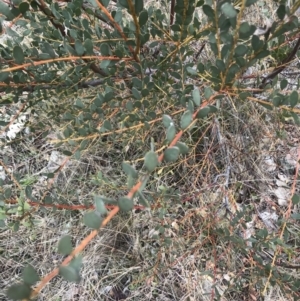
273, 96, 281, 107
246, 0, 257, 6
118, 196, 134, 212
44, 196, 53, 204
6, 283, 31, 300
118, 0, 129, 9
192, 88, 201, 106
75, 40, 85, 56
176, 142, 189, 154
122, 162, 138, 178
277, 4, 286, 20
22, 265, 40, 286
94, 196, 108, 215
162, 115, 173, 128
139, 10, 148, 26
166, 124, 176, 142
13, 221, 20, 232
63, 150, 72, 156
144, 151, 159, 172
235, 45, 248, 56
291, 213, 300, 220
0, 2, 15, 20
197, 107, 210, 118
188, 99, 194, 113
260, 102, 273, 110
292, 194, 300, 205
137, 191, 150, 207
0, 72, 9, 82
280, 79, 288, 90
198, 62, 205, 73
13, 46, 24, 64
135, 0, 143, 14
74, 150, 81, 160
251, 35, 263, 52
4, 188, 11, 199
83, 211, 103, 229
43, 42, 56, 58
100, 43, 110, 55
84, 39, 94, 55
132, 87, 142, 100
202, 5, 215, 20
291, 112, 300, 125
180, 110, 193, 130
25, 186, 32, 198
128, 175, 136, 189
19, 2, 30, 14
69, 254, 83, 273
164, 147, 180, 162
221, 3, 237, 18
103, 120, 112, 130
59, 265, 80, 283
209, 105, 218, 113
58, 235, 73, 255
255, 50, 270, 60
187, 66, 197, 75
290, 91, 298, 107
101, 0, 110, 7
216, 59, 225, 72
204, 86, 213, 99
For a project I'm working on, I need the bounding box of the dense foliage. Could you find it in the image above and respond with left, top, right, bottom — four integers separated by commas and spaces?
1, 0, 300, 300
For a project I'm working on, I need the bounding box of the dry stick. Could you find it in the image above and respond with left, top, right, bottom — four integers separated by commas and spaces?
28, 94, 218, 300
0, 56, 133, 73
260, 37, 300, 88
94, 0, 139, 62
126, 0, 141, 58
170, 0, 175, 27
262, 146, 300, 296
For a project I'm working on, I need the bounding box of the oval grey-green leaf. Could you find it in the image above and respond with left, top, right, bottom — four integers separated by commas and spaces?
22, 264, 40, 286
180, 111, 193, 130
94, 196, 108, 215
13, 46, 24, 64
176, 142, 189, 154
166, 124, 176, 142
192, 88, 201, 106
162, 114, 173, 128
6, 283, 31, 300
164, 147, 180, 162
144, 151, 159, 172
58, 235, 73, 255
197, 107, 210, 119
83, 211, 103, 229
59, 265, 80, 283
118, 196, 134, 212
122, 162, 138, 178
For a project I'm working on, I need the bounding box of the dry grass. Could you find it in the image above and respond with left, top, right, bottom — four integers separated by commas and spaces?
1, 0, 300, 300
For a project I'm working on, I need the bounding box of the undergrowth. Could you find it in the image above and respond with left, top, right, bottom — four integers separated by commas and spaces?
0, 0, 300, 300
